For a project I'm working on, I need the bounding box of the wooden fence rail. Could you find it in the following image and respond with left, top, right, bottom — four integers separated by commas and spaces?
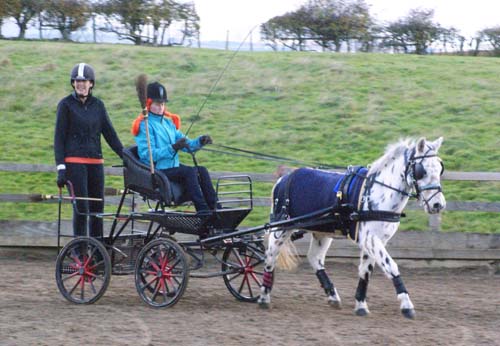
1, 162, 500, 233
2, 162, 500, 181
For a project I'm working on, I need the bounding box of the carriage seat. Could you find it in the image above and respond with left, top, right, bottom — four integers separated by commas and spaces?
122, 145, 188, 206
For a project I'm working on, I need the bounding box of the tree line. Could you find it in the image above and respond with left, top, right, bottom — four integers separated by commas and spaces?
260, 0, 500, 55
0, 0, 199, 46
2, 0, 500, 55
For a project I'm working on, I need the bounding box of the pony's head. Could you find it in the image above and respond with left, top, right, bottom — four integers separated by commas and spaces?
406, 137, 446, 214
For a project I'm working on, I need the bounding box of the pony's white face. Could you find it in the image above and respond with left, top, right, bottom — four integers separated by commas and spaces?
409, 137, 446, 214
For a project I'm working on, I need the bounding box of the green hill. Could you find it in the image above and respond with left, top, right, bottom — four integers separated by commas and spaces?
1, 40, 498, 232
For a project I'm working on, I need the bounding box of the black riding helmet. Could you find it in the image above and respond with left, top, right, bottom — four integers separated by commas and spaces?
147, 82, 168, 103
70, 63, 95, 85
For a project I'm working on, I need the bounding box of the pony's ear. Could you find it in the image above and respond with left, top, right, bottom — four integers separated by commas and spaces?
416, 137, 426, 154
431, 137, 443, 151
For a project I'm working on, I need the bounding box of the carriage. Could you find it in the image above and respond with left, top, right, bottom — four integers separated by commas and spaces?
55, 145, 267, 308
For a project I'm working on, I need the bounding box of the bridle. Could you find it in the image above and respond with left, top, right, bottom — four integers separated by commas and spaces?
406, 147, 444, 209
363, 145, 444, 210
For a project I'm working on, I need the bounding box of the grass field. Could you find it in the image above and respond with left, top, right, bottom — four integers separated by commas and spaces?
0, 40, 499, 232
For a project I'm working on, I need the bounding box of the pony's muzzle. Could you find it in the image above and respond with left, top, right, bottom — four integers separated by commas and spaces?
428, 195, 446, 213
431, 202, 445, 213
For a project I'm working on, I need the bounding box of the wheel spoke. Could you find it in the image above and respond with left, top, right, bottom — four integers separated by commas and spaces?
69, 252, 82, 266
87, 259, 105, 272
68, 276, 83, 295
83, 245, 98, 267
61, 271, 80, 281
249, 271, 262, 286
159, 249, 168, 271
165, 257, 181, 273
162, 277, 177, 299
80, 276, 85, 300
145, 254, 161, 271
87, 276, 98, 294
238, 272, 249, 294
231, 248, 246, 266
227, 271, 243, 283
140, 276, 158, 294
85, 271, 104, 282
151, 280, 161, 301
245, 275, 254, 297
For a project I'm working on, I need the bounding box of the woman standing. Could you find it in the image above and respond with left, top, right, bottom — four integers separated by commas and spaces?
54, 63, 123, 237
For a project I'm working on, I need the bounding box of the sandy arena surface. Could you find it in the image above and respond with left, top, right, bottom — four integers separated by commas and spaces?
0, 248, 498, 346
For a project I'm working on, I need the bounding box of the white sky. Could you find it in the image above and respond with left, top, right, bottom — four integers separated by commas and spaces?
192, 0, 500, 42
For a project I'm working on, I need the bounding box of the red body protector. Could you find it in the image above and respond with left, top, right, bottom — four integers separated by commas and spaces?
130, 111, 181, 135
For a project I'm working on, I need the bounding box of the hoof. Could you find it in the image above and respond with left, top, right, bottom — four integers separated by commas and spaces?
355, 308, 369, 317
328, 299, 342, 310
401, 308, 416, 319
258, 302, 271, 310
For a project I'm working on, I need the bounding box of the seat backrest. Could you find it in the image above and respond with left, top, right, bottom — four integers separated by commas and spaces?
123, 146, 186, 205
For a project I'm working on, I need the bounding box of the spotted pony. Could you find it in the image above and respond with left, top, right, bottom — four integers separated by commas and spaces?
258, 137, 446, 319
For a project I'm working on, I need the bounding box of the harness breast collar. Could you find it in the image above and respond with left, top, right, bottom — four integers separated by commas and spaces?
356, 144, 443, 222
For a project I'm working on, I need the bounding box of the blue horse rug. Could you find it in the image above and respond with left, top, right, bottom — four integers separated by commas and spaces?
271, 167, 368, 241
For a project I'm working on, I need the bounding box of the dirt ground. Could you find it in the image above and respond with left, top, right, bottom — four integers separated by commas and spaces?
0, 248, 498, 346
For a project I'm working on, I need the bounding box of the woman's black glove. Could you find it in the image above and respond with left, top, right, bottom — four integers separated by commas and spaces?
199, 135, 213, 146
57, 169, 67, 188
172, 137, 188, 151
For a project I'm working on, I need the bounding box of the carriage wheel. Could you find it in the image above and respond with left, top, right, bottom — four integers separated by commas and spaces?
134, 238, 189, 308
222, 240, 266, 302
55, 237, 111, 304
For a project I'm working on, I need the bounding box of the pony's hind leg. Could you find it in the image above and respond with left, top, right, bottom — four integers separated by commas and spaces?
307, 233, 341, 309
354, 251, 375, 316
362, 231, 415, 319
258, 229, 293, 309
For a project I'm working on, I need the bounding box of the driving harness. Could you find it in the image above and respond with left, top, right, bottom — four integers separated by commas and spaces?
271, 166, 403, 242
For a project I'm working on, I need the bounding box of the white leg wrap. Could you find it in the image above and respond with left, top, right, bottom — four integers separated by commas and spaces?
354, 300, 370, 315
327, 287, 342, 309
397, 293, 414, 310
258, 290, 271, 308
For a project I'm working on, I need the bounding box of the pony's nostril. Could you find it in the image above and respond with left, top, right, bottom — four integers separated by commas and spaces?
433, 203, 442, 210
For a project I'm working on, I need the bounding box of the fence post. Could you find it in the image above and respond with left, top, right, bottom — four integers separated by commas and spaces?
428, 213, 441, 232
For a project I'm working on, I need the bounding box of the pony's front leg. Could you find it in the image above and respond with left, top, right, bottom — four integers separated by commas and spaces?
258, 229, 292, 309
307, 233, 341, 309
363, 232, 415, 319
354, 251, 375, 316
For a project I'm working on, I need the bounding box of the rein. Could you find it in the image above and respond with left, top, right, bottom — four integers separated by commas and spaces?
202, 144, 345, 170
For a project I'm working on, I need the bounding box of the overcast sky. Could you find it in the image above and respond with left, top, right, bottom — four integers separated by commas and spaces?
193, 0, 500, 42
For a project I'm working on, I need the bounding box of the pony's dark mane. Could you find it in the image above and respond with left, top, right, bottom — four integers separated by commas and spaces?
368, 138, 415, 175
